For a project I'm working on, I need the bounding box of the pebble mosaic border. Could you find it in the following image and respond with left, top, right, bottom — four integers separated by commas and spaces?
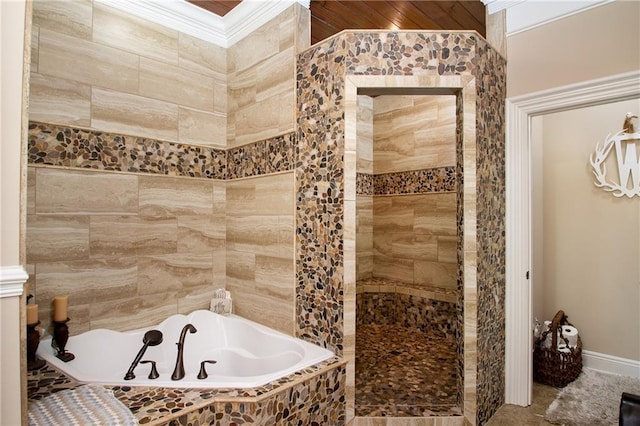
28, 122, 296, 181
356, 166, 456, 196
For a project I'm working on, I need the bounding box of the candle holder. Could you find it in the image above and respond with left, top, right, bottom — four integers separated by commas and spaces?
27, 321, 46, 370
52, 318, 75, 362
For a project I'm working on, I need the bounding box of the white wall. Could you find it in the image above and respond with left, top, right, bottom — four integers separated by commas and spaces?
533, 99, 640, 361
507, 1, 640, 98
1, 0, 28, 424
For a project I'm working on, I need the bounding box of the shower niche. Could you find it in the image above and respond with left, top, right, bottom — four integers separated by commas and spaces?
354, 92, 460, 417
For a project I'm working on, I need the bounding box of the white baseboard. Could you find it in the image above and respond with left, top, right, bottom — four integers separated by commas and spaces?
583, 350, 640, 378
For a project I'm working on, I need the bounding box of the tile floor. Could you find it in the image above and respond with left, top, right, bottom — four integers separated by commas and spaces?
355, 323, 461, 417
486, 382, 559, 425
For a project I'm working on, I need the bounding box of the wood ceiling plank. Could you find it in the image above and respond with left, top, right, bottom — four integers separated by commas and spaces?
186, 0, 241, 17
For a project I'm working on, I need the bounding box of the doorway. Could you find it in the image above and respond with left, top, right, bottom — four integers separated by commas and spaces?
504, 71, 640, 406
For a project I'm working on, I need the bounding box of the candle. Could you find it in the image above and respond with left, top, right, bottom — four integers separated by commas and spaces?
27, 304, 38, 325
53, 296, 68, 322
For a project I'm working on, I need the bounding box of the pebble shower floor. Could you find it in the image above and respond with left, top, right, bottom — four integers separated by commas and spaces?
356, 323, 460, 417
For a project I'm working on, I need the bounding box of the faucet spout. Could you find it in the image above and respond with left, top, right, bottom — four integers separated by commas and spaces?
171, 323, 197, 380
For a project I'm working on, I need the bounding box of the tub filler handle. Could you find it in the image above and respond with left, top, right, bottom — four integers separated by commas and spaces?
171, 323, 197, 381
197, 360, 217, 379
140, 360, 159, 379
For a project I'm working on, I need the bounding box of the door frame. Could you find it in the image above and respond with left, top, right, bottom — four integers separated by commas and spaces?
504, 70, 640, 406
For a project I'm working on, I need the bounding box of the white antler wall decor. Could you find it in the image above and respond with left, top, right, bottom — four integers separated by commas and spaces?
590, 113, 640, 198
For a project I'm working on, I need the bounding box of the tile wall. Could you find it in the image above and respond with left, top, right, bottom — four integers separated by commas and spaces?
25, 2, 307, 337
30, 0, 227, 148
227, 3, 309, 148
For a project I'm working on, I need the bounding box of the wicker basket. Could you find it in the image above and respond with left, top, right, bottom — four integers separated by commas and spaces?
533, 310, 582, 388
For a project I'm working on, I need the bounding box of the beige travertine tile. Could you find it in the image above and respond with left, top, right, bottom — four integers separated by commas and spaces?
226, 216, 285, 256
29, 73, 91, 126
177, 287, 217, 315
214, 80, 227, 115
228, 67, 257, 114
31, 25, 39, 73
35, 168, 138, 214
391, 233, 438, 261
89, 216, 177, 257
438, 236, 458, 263
92, 88, 178, 142
93, 3, 178, 64
373, 197, 413, 233
178, 107, 226, 147
26, 215, 90, 263
178, 32, 226, 77
357, 95, 374, 174
38, 28, 139, 93
27, 167, 36, 215
33, 0, 92, 40
230, 14, 280, 74
139, 57, 214, 112
373, 255, 414, 283
178, 216, 225, 252
256, 48, 294, 102
90, 293, 178, 332
226, 250, 255, 287
229, 290, 294, 336
139, 176, 214, 217
36, 258, 138, 307
137, 253, 213, 295
254, 254, 294, 298
294, 2, 311, 53
414, 260, 457, 289
414, 193, 457, 236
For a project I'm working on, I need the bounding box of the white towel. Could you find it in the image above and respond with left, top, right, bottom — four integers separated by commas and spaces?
28, 385, 137, 426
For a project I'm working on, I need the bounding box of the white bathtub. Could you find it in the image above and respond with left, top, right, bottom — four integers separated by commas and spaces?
36, 310, 334, 388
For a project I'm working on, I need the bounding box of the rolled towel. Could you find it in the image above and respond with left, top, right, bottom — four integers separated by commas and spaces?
28, 385, 137, 426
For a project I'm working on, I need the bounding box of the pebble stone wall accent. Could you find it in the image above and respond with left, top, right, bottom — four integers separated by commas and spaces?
296, 31, 505, 425
356, 278, 457, 339
356, 166, 456, 196
28, 359, 346, 425
28, 122, 296, 180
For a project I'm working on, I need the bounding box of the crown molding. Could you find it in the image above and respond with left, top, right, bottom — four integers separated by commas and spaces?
95, 0, 309, 48
482, 0, 613, 36
0, 266, 28, 298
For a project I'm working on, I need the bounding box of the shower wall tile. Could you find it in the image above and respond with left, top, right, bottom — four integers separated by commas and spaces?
91, 88, 179, 142
31, 25, 39, 73
139, 57, 215, 112
31, 0, 227, 148
227, 4, 307, 148
89, 216, 178, 257
139, 177, 213, 217
34, 168, 138, 214
32, 0, 92, 41
29, 73, 91, 127
226, 173, 295, 335
89, 293, 179, 332
178, 107, 226, 148
137, 253, 214, 295
374, 95, 456, 174
27, 168, 225, 334
26, 215, 89, 263
93, 3, 179, 65
178, 33, 227, 78
38, 28, 139, 94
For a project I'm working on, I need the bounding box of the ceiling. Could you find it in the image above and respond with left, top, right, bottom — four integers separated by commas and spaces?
187, 1, 486, 45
